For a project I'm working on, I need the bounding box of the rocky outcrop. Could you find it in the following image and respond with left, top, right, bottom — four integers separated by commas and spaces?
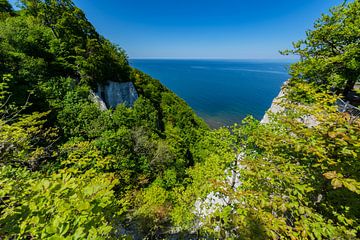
260, 85, 286, 124
90, 81, 138, 110
261, 81, 319, 127
89, 90, 108, 111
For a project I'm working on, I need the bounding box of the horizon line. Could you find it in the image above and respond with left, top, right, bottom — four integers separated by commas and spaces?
129, 57, 298, 61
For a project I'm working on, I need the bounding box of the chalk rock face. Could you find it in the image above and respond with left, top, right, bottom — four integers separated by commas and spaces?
96, 81, 138, 108
89, 90, 108, 111
260, 87, 285, 124
261, 81, 319, 127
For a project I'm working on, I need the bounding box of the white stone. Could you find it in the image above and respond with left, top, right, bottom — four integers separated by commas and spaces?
95, 81, 138, 108
260, 86, 286, 124
89, 90, 108, 111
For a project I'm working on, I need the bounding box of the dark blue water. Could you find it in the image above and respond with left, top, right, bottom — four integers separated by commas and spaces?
130, 59, 291, 128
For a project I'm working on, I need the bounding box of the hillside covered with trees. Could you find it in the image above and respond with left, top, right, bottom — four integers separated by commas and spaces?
0, 0, 359, 239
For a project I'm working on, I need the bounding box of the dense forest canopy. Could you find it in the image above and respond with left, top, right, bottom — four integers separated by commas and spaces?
0, 0, 359, 239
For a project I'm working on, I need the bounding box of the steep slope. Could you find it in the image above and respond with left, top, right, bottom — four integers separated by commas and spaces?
1, 0, 359, 239
0, 1, 208, 238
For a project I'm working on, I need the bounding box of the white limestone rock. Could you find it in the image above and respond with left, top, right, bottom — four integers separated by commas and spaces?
261, 81, 319, 127
94, 81, 138, 109
260, 86, 286, 124
89, 90, 108, 111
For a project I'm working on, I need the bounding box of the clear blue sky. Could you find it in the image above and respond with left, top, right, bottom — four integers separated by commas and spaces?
16, 0, 346, 59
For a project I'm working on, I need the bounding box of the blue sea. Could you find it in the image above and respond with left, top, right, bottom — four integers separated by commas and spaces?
130, 59, 291, 128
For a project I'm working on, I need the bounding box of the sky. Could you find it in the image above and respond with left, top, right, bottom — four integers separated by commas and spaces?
12, 0, 345, 59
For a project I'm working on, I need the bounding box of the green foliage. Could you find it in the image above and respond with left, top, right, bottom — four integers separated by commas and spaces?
0, 1, 129, 112
282, 0, 360, 96
170, 127, 237, 229
0, 166, 120, 239
234, 85, 359, 238
17, 0, 130, 85
0, 111, 57, 169
0, 0, 12, 13
0, 1, 207, 238
134, 184, 171, 236
0, 0, 13, 22
177, 83, 360, 239
2, 0, 359, 239
0, 74, 14, 115
0, 103, 123, 238
0, 15, 53, 108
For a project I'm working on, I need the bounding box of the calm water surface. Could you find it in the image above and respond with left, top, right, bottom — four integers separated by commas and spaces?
130, 59, 291, 128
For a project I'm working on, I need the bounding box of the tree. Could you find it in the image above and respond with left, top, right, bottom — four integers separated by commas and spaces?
282, 0, 360, 96
0, 77, 125, 239
0, 0, 12, 14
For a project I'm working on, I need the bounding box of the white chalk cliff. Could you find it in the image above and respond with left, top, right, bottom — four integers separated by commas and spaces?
90, 81, 138, 110
260, 87, 286, 124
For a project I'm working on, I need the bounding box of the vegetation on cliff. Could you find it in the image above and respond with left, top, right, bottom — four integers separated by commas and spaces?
0, 0, 359, 239
0, 0, 206, 238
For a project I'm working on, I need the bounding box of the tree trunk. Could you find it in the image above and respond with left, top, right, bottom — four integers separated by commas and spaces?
343, 73, 358, 96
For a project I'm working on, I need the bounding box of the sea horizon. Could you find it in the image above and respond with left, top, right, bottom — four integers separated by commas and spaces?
130, 57, 297, 62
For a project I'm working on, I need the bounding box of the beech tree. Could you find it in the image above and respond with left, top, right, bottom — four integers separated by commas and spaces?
282, 0, 360, 96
